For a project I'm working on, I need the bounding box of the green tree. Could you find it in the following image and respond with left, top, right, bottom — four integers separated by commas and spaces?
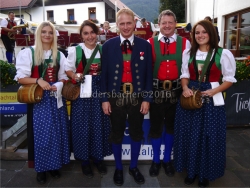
159, 0, 186, 23
120, 0, 159, 23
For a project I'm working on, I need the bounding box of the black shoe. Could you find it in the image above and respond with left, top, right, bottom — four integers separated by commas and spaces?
149, 161, 161, 177
162, 161, 175, 177
81, 164, 93, 178
129, 167, 145, 185
184, 175, 196, 186
36, 172, 46, 185
49, 170, 61, 179
113, 169, 124, 186
198, 178, 209, 187
94, 161, 107, 175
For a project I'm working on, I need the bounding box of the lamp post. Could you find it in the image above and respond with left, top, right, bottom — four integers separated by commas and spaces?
43, 0, 45, 21
115, 0, 117, 22
19, 0, 21, 18
212, 0, 215, 24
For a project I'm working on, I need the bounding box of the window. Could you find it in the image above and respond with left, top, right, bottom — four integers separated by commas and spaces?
15, 15, 24, 19
224, 8, 250, 57
67, 9, 74, 21
47, 11, 54, 22
224, 14, 237, 50
108, 9, 115, 19
239, 11, 250, 57
89, 8, 96, 20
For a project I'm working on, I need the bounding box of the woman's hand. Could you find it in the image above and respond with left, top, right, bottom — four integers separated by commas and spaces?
182, 86, 193, 98
37, 79, 51, 90
201, 89, 216, 97
50, 85, 57, 91
73, 73, 83, 82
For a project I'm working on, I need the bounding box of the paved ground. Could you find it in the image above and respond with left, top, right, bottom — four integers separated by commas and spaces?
1, 127, 250, 187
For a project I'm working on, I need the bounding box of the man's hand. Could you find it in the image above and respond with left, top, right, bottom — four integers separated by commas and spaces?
140, 101, 150, 115
102, 102, 112, 115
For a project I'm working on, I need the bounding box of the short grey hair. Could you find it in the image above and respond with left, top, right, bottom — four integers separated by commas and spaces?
158, 10, 177, 23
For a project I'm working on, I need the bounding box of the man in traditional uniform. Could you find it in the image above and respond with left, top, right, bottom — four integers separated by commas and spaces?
101, 8, 152, 186
100, 21, 112, 35
147, 10, 191, 177
0, 11, 19, 63
140, 18, 157, 38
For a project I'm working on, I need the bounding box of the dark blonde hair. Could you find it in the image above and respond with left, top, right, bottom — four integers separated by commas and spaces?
189, 20, 219, 58
116, 8, 134, 23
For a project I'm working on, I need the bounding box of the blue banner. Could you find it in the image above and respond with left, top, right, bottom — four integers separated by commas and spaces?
0, 103, 27, 114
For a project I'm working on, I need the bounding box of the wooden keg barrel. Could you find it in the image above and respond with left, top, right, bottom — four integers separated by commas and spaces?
180, 89, 202, 110
62, 82, 80, 101
17, 84, 43, 103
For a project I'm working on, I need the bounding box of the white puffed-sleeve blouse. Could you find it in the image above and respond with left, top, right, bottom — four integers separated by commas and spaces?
180, 48, 237, 83
65, 43, 101, 72
14, 47, 68, 81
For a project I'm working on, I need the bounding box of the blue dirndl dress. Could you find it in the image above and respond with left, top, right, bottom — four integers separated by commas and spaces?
71, 75, 112, 160
33, 84, 70, 172
174, 80, 226, 181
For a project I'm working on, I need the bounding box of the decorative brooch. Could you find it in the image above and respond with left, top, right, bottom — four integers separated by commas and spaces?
140, 52, 144, 60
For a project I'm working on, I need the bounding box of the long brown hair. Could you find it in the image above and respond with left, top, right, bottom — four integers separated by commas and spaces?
79, 20, 99, 38
189, 20, 218, 58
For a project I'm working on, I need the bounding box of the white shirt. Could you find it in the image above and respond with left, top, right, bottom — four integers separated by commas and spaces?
119, 34, 134, 45
157, 32, 191, 49
141, 22, 157, 32
14, 47, 68, 81
56, 30, 60, 36
136, 20, 142, 28
0, 18, 8, 28
65, 43, 101, 72
181, 49, 237, 83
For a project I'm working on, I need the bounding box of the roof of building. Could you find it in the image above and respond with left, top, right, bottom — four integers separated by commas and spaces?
0, 0, 36, 9
0, 0, 139, 17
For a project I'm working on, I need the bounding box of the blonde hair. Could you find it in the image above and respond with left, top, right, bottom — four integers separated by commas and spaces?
34, 21, 58, 66
116, 8, 134, 23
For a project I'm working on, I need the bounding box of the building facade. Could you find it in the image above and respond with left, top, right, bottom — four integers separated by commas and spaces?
0, 0, 133, 26
187, 0, 250, 57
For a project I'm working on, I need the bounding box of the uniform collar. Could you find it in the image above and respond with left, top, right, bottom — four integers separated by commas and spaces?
120, 34, 134, 44
7, 18, 14, 22
158, 32, 177, 43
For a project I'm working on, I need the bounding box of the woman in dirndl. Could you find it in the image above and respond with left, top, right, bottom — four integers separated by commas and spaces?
174, 20, 236, 187
65, 20, 112, 178
14, 21, 70, 184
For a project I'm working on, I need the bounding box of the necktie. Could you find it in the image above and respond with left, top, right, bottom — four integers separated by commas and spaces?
164, 37, 170, 55
164, 37, 170, 44
122, 39, 133, 54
